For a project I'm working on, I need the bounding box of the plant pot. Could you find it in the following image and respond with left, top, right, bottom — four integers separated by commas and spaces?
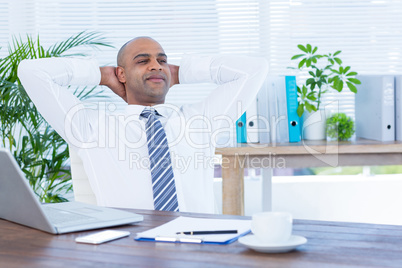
302, 110, 327, 140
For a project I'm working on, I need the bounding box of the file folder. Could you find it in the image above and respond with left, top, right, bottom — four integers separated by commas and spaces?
395, 75, 402, 141
355, 75, 395, 141
276, 76, 289, 143
285, 76, 301, 142
264, 76, 288, 143
256, 79, 271, 143
236, 112, 247, 143
246, 99, 259, 143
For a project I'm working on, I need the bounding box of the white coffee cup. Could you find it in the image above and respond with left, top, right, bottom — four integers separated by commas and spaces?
251, 212, 293, 244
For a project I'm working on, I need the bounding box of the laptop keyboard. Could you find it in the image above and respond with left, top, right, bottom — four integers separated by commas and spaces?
42, 206, 94, 225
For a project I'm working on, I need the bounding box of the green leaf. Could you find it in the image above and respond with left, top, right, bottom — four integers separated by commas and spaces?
298, 44, 308, 53
333, 50, 342, 56
302, 85, 308, 95
306, 58, 311, 67
298, 58, 306, 69
346, 82, 357, 93
330, 68, 340, 74
346, 71, 358, 76
312, 46, 318, 54
306, 44, 312, 53
307, 95, 317, 101
344, 66, 351, 73
337, 80, 344, 92
291, 54, 305, 60
308, 71, 315, 76
348, 78, 361, 84
297, 104, 304, 117
305, 102, 316, 112
334, 57, 342, 65
306, 78, 315, 85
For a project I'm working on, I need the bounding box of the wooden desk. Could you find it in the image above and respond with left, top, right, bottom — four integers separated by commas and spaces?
1, 210, 402, 267
216, 139, 402, 215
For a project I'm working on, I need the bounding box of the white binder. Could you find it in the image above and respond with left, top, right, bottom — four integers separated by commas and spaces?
246, 99, 259, 143
355, 75, 395, 141
256, 79, 271, 143
395, 75, 402, 141
257, 76, 289, 144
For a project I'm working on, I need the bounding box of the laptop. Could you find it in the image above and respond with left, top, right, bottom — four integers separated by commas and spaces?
0, 148, 143, 234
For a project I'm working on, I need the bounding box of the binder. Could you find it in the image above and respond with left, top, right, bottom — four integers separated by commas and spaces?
256, 79, 271, 143
355, 75, 395, 141
236, 112, 247, 143
395, 75, 402, 141
275, 76, 289, 143
264, 76, 289, 143
135, 216, 251, 245
285, 76, 301, 142
246, 99, 259, 143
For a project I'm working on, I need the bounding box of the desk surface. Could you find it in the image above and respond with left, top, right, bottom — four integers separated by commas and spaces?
215, 139, 402, 155
1, 209, 402, 267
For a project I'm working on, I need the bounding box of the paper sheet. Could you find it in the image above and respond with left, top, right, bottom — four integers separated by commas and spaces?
135, 216, 251, 243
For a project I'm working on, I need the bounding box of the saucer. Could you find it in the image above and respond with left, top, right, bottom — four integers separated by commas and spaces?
238, 235, 307, 253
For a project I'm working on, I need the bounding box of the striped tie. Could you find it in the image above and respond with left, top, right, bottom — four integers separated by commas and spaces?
141, 108, 179, 212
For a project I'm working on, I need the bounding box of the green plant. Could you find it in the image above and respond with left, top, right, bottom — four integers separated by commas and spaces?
290, 44, 361, 117
326, 112, 355, 141
0, 31, 112, 202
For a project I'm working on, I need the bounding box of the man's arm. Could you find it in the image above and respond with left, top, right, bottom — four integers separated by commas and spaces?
179, 55, 269, 130
18, 57, 101, 146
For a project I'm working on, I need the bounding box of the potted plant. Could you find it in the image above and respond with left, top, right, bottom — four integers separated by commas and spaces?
0, 31, 111, 202
289, 44, 361, 140
326, 112, 355, 141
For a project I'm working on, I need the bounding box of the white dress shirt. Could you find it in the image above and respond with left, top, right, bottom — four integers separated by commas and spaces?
18, 55, 268, 213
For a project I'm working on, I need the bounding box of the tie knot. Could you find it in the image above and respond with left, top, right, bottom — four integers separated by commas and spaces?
141, 108, 159, 119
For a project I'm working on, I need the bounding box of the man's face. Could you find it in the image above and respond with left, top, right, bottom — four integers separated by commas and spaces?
117, 38, 171, 105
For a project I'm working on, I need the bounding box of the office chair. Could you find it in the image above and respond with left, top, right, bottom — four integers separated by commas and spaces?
69, 147, 97, 205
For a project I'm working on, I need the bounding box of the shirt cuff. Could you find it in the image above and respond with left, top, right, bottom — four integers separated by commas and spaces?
178, 55, 213, 84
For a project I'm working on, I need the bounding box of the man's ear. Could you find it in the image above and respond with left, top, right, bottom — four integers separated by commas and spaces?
116, 66, 126, 83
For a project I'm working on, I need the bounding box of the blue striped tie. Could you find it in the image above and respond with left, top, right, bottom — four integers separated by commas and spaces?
141, 108, 179, 212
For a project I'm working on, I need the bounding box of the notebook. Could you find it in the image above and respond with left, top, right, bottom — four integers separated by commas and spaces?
135, 216, 251, 244
0, 148, 143, 234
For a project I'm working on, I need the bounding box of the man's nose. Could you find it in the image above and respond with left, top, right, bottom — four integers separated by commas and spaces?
149, 59, 162, 71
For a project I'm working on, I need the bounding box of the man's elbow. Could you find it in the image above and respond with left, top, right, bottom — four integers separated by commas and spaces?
246, 57, 269, 80
18, 59, 36, 82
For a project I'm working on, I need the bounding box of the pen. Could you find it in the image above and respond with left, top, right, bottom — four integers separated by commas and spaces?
176, 230, 238, 235
155, 236, 203, 243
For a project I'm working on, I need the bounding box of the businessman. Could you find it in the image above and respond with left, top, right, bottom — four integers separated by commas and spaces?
18, 37, 268, 213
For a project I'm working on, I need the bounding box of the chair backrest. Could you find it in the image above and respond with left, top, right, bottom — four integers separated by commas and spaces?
69, 147, 97, 205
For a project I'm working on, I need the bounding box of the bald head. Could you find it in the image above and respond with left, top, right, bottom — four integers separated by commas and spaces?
115, 36, 171, 105
117, 36, 158, 67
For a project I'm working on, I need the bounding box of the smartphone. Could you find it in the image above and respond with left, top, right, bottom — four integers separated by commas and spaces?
75, 230, 130, 244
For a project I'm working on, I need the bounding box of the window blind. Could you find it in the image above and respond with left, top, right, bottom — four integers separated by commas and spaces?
265, 0, 402, 118
1, 0, 402, 116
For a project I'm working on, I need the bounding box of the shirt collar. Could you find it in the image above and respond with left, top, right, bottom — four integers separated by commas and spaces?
124, 103, 175, 118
